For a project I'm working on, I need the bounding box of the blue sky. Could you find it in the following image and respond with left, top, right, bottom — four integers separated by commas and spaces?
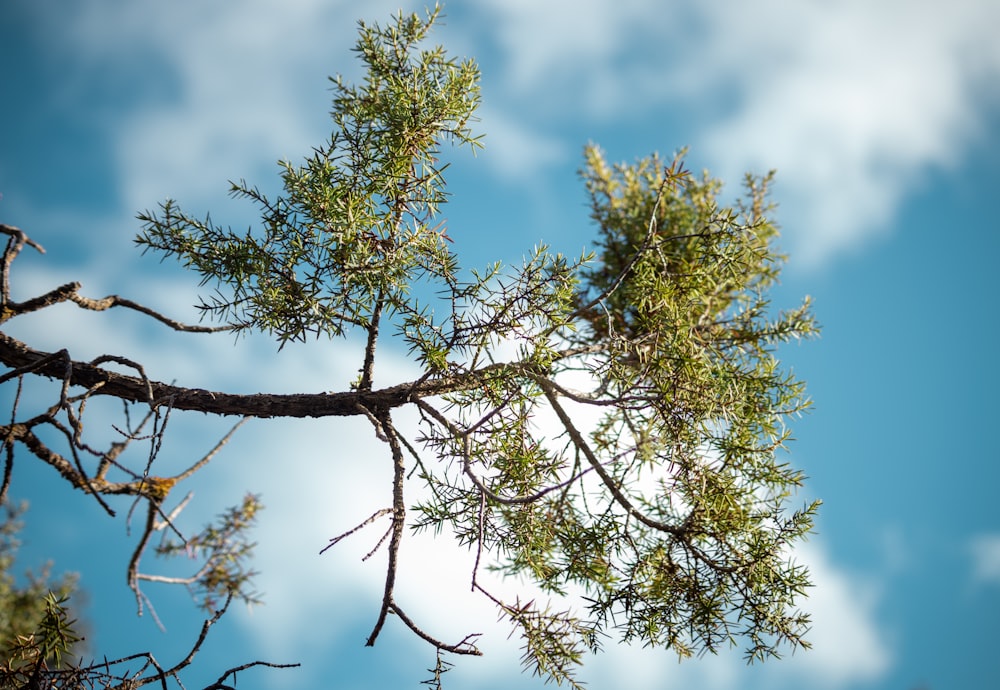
2, 1, 999, 689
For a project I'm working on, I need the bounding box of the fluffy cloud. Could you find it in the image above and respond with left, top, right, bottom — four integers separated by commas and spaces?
689, 0, 1000, 265
38, 0, 434, 216
468, 0, 1000, 264
969, 534, 1000, 585
16, 0, 1000, 265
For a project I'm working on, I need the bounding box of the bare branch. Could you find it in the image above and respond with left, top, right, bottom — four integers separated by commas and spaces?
320, 507, 393, 555
0, 223, 45, 312
174, 417, 248, 482
67, 289, 235, 333
365, 408, 406, 647
389, 602, 482, 656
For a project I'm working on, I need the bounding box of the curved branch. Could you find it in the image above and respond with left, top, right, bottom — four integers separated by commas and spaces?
365, 408, 406, 647
0, 224, 45, 313
389, 602, 482, 656
535, 376, 684, 537
413, 397, 592, 507
0, 275, 231, 333
67, 289, 235, 333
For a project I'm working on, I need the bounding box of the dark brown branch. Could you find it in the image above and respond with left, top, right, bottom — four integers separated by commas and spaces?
535, 377, 684, 537
0, 331, 533, 418
365, 408, 406, 647
358, 287, 384, 392
67, 289, 234, 333
388, 602, 482, 656
0, 224, 45, 314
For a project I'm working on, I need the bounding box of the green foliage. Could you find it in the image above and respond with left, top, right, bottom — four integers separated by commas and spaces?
137, 3, 481, 348
413, 148, 819, 675
155, 493, 263, 611
133, 5, 819, 686
2, 593, 80, 672
0, 501, 82, 682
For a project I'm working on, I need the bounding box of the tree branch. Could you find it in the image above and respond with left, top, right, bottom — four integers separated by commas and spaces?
365, 408, 406, 647
0, 331, 519, 418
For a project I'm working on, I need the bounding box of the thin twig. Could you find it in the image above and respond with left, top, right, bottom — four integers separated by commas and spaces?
389, 602, 482, 656
68, 291, 235, 333
320, 508, 393, 555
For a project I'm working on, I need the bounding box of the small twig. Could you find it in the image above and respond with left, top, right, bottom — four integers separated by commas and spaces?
128, 499, 162, 616
389, 602, 482, 656
320, 508, 392, 555
153, 491, 194, 530
204, 660, 301, 690
355, 402, 388, 441
68, 291, 235, 333
472, 490, 486, 591
363, 524, 394, 562
91, 354, 155, 403
174, 417, 248, 482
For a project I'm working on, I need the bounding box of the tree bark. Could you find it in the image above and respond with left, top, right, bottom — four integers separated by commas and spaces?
0, 331, 506, 418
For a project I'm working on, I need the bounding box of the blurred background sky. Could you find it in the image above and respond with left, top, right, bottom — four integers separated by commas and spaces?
2, 1, 999, 689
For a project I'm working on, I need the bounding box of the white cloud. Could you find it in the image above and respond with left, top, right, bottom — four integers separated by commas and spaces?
969, 534, 1000, 585
50, 0, 439, 216
476, 0, 660, 109
467, 0, 1000, 264
687, 0, 1000, 265
475, 106, 570, 181
778, 541, 891, 684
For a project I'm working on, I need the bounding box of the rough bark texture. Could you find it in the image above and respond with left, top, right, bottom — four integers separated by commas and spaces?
0, 331, 505, 419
